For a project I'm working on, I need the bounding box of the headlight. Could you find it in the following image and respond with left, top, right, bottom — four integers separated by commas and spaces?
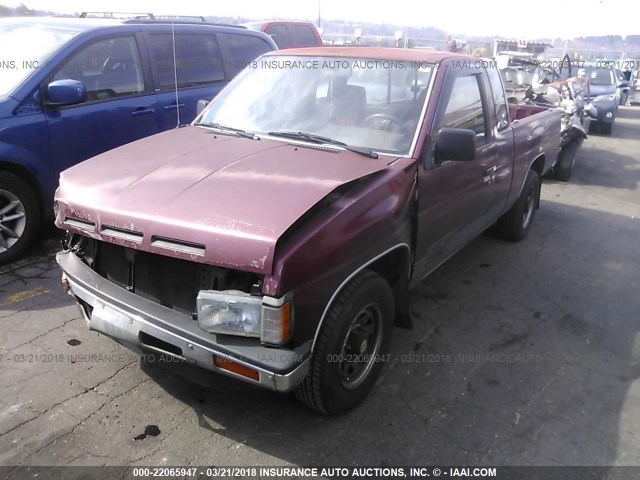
197, 290, 292, 345
594, 94, 616, 102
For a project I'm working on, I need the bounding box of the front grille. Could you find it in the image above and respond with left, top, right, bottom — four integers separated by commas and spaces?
93, 241, 261, 316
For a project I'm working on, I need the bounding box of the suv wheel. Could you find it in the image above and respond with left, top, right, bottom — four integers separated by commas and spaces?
0, 173, 41, 265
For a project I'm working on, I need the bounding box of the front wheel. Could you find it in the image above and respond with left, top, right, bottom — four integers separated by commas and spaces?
295, 270, 394, 414
496, 168, 540, 242
0, 172, 41, 265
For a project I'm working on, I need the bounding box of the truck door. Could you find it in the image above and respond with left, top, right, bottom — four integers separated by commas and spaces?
483, 66, 515, 220
412, 66, 507, 283
45, 34, 161, 175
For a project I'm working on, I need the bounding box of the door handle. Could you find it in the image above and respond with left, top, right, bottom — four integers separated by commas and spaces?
131, 107, 155, 117
164, 103, 185, 111
483, 165, 497, 176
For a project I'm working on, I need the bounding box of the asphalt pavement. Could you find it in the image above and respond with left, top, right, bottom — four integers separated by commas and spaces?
0, 106, 639, 468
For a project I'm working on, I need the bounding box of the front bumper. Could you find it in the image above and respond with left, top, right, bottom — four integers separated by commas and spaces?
591, 100, 616, 123
57, 251, 310, 392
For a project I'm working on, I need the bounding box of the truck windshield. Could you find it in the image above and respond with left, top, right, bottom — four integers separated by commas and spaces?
197, 56, 434, 156
0, 22, 81, 97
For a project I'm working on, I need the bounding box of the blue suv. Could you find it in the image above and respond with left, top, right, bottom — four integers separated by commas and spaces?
0, 16, 276, 263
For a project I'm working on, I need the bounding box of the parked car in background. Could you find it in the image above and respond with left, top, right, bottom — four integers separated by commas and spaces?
633, 71, 640, 105
56, 48, 562, 414
498, 53, 594, 181
0, 16, 276, 263
243, 21, 323, 48
631, 78, 640, 105
614, 68, 631, 105
582, 64, 620, 135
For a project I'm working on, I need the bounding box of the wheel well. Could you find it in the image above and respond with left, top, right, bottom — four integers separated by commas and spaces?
0, 162, 45, 212
530, 155, 545, 177
367, 246, 412, 329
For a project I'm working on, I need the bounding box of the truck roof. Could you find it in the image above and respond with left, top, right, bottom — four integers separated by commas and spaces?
263, 47, 465, 64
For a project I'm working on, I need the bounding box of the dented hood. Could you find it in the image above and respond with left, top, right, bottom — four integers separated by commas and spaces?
55, 126, 392, 274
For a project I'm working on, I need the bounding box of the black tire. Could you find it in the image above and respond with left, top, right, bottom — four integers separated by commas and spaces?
601, 122, 613, 135
0, 172, 41, 265
554, 141, 581, 182
496, 168, 540, 242
295, 270, 394, 414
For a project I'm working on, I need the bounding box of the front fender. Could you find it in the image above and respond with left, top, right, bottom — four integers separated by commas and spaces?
265, 158, 417, 347
0, 111, 54, 203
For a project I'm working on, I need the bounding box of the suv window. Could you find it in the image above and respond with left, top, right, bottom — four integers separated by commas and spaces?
150, 34, 225, 90
216, 32, 272, 75
287, 25, 318, 46
437, 74, 486, 141
265, 25, 292, 48
486, 68, 508, 130
54, 36, 144, 101
585, 68, 614, 86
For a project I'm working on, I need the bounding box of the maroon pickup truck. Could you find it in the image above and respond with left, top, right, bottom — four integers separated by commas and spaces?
55, 48, 562, 414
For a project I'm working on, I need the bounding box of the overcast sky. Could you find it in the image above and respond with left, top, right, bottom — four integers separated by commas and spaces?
3, 0, 635, 39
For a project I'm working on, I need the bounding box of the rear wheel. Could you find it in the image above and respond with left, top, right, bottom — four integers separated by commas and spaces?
554, 141, 581, 182
295, 270, 394, 414
497, 168, 540, 242
0, 173, 41, 265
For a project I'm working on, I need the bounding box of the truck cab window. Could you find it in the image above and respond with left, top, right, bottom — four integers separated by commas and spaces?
265, 25, 292, 48
287, 25, 318, 47
486, 67, 509, 130
436, 74, 486, 142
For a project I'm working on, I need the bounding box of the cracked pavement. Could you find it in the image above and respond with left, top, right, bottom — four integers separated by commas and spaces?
0, 107, 639, 468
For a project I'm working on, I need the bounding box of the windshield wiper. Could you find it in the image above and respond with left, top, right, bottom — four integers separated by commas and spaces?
196, 122, 259, 140
267, 131, 379, 158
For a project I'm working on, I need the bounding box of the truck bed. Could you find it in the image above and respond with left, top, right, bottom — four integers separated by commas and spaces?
508, 103, 551, 121
505, 103, 563, 207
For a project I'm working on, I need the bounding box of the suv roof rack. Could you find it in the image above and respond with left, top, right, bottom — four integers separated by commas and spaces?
126, 19, 246, 28
79, 11, 155, 19
79, 11, 246, 28
136, 15, 207, 22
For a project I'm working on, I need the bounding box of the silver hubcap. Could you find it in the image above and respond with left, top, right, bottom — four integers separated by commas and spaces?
522, 185, 535, 229
0, 190, 26, 253
339, 303, 383, 390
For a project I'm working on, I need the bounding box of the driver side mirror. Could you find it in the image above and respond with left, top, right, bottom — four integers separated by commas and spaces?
47, 79, 87, 106
434, 128, 476, 163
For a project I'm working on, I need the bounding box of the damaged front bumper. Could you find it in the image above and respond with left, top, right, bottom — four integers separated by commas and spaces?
57, 251, 310, 392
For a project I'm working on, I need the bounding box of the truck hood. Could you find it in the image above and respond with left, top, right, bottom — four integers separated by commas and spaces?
55, 126, 393, 274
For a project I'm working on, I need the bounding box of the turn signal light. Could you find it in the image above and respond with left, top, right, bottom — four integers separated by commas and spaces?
61, 273, 70, 294
213, 355, 260, 381
261, 301, 292, 345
